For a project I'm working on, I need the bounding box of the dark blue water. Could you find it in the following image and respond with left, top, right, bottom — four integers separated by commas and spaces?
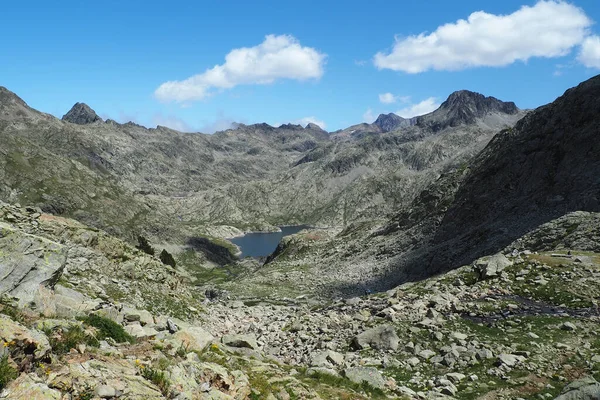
230, 225, 311, 258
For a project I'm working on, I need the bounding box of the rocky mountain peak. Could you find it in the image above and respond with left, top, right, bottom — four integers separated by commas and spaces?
373, 113, 412, 132
305, 122, 326, 131
278, 123, 304, 130
0, 86, 43, 121
416, 90, 519, 132
440, 90, 519, 123
0, 86, 26, 106
62, 102, 102, 125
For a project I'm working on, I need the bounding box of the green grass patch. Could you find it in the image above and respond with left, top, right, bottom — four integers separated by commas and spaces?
302, 370, 386, 399
140, 366, 170, 396
45, 324, 99, 355
0, 299, 25, 323
80, 315, 135, 344
0, 355, 18, 390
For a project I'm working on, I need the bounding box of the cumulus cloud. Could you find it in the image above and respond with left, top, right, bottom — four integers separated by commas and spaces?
374, 1, 592, 73
578, 35, 600, 68
379, 93, 397, 104
362, 108, 376, 123
198, 116, 239, 134
379, 93, 411, 104
395, 97, 440, 118
152, 113, 194, 132
155, 34, 326, 102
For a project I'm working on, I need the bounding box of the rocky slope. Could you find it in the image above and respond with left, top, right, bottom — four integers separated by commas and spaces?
1, 202, 600, 399
224, 75, 600, 301
426, 74, 600, 277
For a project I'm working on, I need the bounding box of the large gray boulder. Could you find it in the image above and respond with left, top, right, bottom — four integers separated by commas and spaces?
221, 334, 258, 350
473, 253, 513, 279
170, 327, 214, 353
351, 324, 399, 351
0, 223, 67, 305
554, 377, 600, 400
344, 367, 386, 389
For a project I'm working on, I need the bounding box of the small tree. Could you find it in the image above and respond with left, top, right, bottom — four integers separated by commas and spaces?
136, 235, 155, 256
159, 249, 176, 268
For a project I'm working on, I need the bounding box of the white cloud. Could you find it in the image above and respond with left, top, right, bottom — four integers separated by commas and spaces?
292, 116, 327, 129
378, 93, 411, 104
152, 113, 194, 132
379, 93, 397, 104
362, 108, 376, 123
578, 35, 600, 68
395, 97, 440, 118
155, 34, 326, 102
374, 1, 592, 73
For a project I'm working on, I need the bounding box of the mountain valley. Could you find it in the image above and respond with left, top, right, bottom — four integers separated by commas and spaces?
1, 75, 600, 399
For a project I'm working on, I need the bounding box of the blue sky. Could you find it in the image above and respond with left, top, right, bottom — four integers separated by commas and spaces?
3, 0, 600, 132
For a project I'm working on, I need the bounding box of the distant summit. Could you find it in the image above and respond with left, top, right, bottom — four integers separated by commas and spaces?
0, 86, 27, 107
0, 86, 43, 120
417, 90, 519, 132
442, 90, 518, 119
62, 102, 102, 125
305, 122, 326, 132
373, 113, 413, 132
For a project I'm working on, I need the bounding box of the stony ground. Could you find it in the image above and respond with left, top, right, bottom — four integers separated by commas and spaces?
2, 202, 600, 399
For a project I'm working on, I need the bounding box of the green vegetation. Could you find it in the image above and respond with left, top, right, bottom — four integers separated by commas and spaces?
159, 249, 176, 268
302, 370, 387, 399
80, 314, 135, 344
136, 235, 155, 256
140, 365, 170, 396
45, 324, 99, 355
0, 297, 25, 323
0, 355, 18, 390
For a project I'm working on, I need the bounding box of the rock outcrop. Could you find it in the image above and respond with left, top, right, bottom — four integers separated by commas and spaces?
0, 223, 67, 305
61, 102, 102, 124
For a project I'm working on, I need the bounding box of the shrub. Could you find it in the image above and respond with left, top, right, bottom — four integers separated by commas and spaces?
80, 314, 135, 344
159, 249, 176, 268
141, 366, 170, 395
136, 235, 155, 256
46, 324, 99, 354
0, 355, 18, 390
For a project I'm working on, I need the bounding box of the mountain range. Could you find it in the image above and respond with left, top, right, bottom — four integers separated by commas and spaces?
2, 75, 600, 399
1, 77, 599, 296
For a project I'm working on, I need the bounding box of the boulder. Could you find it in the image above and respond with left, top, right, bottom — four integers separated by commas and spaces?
0, 316, 51, 359
473, 253, 513, 279
171, 327, 214, 353
95, 385, 117, 398
34, 285, 100, 318
0, 224, 67, 306
124, 323, 158, 339
0, 373, 62, 399
221, 334, 258, 350
167, 361, 251, 399
344, 367, 386, 389
47, 358, 163, 399
351, 325, 399, 351
497, 353, 524, 367
554, 376, 600, 400
309, 350, 344, 367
